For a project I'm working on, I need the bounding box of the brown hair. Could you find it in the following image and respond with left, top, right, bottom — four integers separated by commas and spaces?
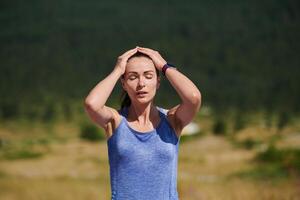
120, 52, 160, 109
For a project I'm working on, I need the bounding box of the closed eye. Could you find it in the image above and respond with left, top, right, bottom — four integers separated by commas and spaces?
145, 74, 153, 79
127, 72, 153, 80
128, 75, 137, 80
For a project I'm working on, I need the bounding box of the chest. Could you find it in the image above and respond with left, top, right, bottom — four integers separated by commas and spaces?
115, 133, 177, 164
126, 112, 161, 132
127, 121, 158, 132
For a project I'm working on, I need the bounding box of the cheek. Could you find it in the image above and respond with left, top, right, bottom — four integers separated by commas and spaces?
124, 80, 139, 93
146, 80, 158, 90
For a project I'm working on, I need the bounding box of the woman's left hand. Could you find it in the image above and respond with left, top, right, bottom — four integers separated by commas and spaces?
137, 47, 167, 71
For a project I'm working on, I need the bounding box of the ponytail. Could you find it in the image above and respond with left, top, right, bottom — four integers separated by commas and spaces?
120, 89, 131, 110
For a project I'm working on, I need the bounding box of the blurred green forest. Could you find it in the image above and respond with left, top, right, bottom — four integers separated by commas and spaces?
0, 0, 299, 122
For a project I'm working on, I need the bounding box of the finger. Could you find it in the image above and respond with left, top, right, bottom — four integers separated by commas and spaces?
138, 47, 165, 63
138, 46, 153, 50
121, 47, 137, 57
138, 47, 157, 53
137, 47, 156, 56
120, 47, 138, 58
138, 50, 158, 61
123, 48, 138, 60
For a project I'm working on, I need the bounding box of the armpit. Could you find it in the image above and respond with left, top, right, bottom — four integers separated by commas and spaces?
166, 109, 183, 138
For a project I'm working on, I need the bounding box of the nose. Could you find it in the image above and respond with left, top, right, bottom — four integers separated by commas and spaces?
138, 77, 145, 88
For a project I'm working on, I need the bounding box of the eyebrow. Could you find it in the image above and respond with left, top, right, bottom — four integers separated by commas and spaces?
127, 70, 154, 75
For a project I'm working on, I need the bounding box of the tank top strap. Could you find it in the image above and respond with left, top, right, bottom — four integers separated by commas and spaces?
156, 106, 168, 116
117, 107, 128, 118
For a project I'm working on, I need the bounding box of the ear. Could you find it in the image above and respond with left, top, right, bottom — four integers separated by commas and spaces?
120, 76, 126, 91
156, 76, 161, 90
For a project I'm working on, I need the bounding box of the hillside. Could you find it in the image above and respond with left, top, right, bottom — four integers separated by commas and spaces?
1, 0, 299, 120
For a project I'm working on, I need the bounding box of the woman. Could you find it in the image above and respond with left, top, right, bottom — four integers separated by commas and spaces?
84, 46, 201, 200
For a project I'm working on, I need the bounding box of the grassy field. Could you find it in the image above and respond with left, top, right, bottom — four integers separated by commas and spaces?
0, 112, 300, 200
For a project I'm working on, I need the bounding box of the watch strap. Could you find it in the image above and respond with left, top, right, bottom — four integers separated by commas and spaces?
162, 63, 176, 76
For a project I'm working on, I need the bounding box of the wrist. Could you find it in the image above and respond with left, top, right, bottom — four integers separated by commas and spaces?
113, 67, 124, 77
162, 63, 177, 76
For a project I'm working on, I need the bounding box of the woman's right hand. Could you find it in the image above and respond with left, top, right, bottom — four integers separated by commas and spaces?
114, 47, 138, 75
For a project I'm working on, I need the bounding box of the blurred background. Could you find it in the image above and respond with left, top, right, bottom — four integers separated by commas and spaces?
0, 0, 299, 199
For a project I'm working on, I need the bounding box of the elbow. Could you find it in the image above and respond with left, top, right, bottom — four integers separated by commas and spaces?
190, 90, 202, 109
84, 98, 104, 112
84, 98, 92, 108
84, 101, 93, 113
84, 98, 96, 111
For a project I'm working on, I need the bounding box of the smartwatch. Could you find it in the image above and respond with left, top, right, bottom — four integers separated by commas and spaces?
162, 63, 177, 76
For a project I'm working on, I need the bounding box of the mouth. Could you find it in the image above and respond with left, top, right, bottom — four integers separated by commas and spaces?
136, 91, 148, 96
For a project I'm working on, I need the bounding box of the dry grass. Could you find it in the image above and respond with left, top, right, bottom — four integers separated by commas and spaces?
0, 117, 300, 200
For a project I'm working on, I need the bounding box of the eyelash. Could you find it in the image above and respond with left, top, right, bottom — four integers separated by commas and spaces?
129, 75, 153, 80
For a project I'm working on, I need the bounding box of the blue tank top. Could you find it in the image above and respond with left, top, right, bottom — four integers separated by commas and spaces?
106, 106, 180, 200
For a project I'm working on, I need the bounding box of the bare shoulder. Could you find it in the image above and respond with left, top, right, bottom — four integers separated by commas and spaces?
103, 107, 122, 140
165, 105, 183, 139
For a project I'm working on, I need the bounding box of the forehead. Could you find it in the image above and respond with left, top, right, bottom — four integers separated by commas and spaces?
126, 57, 156, 74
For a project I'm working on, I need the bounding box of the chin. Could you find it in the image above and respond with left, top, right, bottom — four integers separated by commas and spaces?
133, 98, 153, 105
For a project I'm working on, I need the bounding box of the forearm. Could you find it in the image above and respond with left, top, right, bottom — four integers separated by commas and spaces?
84, 68, 123, 110
165, 67, 201, 105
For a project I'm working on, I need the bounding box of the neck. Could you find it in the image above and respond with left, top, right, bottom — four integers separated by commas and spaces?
127, 102, 158, 125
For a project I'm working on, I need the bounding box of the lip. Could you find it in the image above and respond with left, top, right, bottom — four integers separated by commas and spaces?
136, 91, 148, 96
